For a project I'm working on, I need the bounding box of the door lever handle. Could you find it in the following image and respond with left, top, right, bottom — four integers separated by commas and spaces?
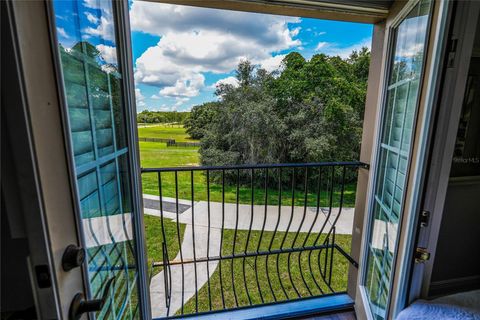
69, 277, 115, 320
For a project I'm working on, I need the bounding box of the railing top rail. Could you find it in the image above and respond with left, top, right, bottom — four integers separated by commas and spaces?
141, 161, 368, 173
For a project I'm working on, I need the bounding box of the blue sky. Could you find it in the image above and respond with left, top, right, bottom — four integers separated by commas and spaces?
52, 0, 373, 112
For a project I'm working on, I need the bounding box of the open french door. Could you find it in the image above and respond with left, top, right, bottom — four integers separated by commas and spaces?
7, 0, 149, 318
47, 0, 149, 318
409, 0, 480, 302
354, 0, 446, 319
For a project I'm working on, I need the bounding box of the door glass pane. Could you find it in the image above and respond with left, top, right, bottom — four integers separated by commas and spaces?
52, 0, 140, 318
364, 1, 432, 319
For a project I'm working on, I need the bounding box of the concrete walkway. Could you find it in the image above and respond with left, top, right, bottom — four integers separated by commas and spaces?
145, 195, 355, 318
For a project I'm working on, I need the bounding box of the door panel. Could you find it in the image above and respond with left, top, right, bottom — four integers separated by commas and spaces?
411, 0, 480, 301
51, 1, 142, 318
362, 1, 433, 319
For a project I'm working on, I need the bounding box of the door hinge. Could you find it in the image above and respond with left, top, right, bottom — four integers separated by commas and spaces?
447, 38, 458, 68
419, 210, 430, 228
414, 247, 430, 263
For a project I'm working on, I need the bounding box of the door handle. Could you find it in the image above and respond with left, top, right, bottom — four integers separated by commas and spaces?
69, 277, 115, 320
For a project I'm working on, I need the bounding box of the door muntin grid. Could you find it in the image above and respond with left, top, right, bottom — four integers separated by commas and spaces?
363, 1, 432, 319
52, 0, 140, 318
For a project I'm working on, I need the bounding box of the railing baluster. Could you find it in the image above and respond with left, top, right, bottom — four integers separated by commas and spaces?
327, 166, 347, 236
329, 226, 336, 287
219, 169, 226, 309
313, 166, 335, 246
254, 168, 268, 303
313, 166, 334, 294
319, 236, 335, 293
266, 168, 282, 301
162, 242, 170, 310
206, 170, 212, 311
324, 236, 329, 278
242, 169, 254, 306
158, 173, 171, 310
174, 171, 185, 315
267, 168, 288, 299
231, 169, 240, 307
296, 168, 312, 296
190, 171, 198, 313
280, 168, 295, 249
284, 169, 300, 298
306, 168, 324, 294
272, 168, 288, 300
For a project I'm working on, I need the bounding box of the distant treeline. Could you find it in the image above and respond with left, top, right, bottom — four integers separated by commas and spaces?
137, 110, 190, 124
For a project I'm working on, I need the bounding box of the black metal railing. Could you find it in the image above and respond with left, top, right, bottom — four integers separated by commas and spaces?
141, 161, 367, 319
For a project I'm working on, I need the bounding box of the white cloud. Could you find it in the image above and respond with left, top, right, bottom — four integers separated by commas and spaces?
57, 27, 69, 39
130, 1, 300, 43
135, 88, 146, 109
260, 54, 286, 72
131, 1, 301, 98
96, 44, 117, 64
173, 97, 189, 110
83, 15, 114, 41
159, 74, 205, 98
85, 12, 99, 24
315, 41, 329, 50
83, 0, 110, 13
82, 1, 114, 41
213, 76, 239, 88
151, 94, 161, 100
315, 38, 372, 58
396, 15, 428, 58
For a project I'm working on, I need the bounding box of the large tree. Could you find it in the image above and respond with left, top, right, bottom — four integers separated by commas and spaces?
188, 50, 370, 181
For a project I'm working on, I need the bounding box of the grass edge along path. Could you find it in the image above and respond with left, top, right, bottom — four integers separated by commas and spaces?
179, 229, 353, 315
144, 215, 186, 278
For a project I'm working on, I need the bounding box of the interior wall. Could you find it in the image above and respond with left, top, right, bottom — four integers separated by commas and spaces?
0, 198, 35, 314
1, 3, 36, 314
430, 178, 480, 295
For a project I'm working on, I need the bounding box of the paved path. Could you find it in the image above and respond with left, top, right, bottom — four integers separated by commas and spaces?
144, 195, 355, 318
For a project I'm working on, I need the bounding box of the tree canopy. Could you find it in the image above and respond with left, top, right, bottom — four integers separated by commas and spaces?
186, 49, 370, 176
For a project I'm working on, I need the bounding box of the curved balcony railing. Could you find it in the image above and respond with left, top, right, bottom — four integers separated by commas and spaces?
141, 161, 367, 319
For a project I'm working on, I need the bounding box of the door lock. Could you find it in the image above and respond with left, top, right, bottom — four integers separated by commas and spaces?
414, 247, 430, 263
62, 244, 85, 271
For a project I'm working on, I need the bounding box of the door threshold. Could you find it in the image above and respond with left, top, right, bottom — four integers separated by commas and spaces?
155, 293, 354, 320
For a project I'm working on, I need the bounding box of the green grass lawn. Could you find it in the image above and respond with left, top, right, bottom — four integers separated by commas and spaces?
138, 124, 198, 143
144, 214, 185, 278
180, 229, 352, 315
138, 126, 357, 207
